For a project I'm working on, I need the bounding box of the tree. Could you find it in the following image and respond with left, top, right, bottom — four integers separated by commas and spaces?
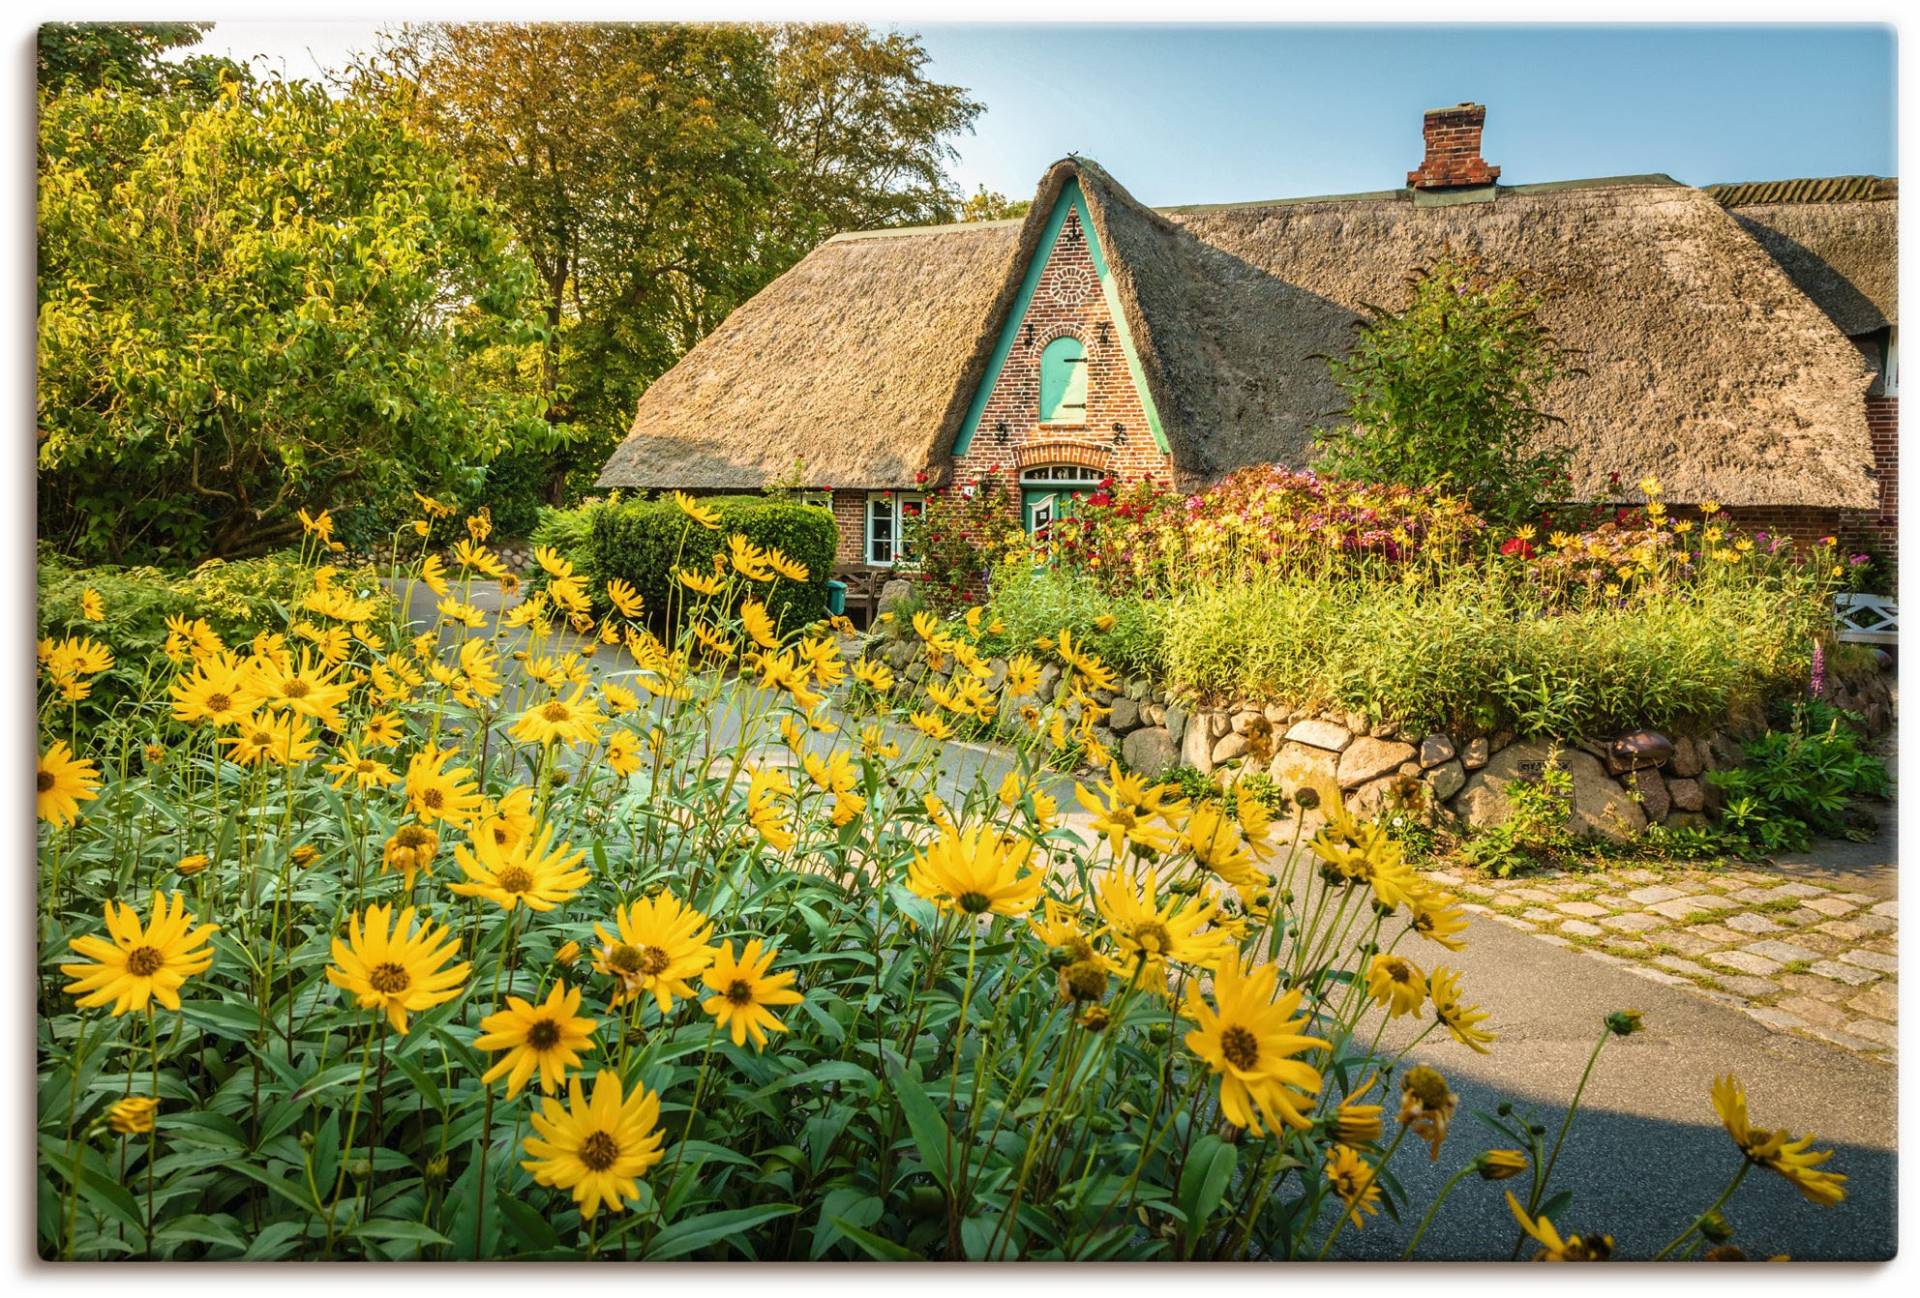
375, 23, 983, 512
37, 22, 207, 92
37, 77, 552, 562
959, 185, 1030, 223
1311, 254, 1574, 528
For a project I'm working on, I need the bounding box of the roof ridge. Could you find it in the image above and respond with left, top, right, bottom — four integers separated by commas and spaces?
1705, 176, 1898, 207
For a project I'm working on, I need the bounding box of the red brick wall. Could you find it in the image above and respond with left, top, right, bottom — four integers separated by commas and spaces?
828, 491, 868, 566
946, 202, 1174, 526
1843, 395, 1899, 553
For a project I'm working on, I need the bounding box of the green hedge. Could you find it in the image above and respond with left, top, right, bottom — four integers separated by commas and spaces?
588, 495, 838, 631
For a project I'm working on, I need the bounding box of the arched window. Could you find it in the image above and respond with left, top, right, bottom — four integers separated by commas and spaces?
1038, 336, 1087, 424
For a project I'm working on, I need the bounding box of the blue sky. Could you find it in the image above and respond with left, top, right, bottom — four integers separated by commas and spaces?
181, 22, 1895, 206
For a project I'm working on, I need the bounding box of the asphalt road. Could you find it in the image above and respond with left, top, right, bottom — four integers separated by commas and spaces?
395, 576, 1897, 1260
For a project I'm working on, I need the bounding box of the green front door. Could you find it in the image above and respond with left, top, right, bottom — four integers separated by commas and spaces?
1022, 487, 1058, 538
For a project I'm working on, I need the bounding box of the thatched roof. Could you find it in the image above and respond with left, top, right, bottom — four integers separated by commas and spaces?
597, 219, 1022, 490
1707, 177, 1897, 337
602, 159, 1880, 509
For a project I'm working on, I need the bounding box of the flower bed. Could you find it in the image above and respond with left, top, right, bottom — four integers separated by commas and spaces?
36, 501, 1852, 1260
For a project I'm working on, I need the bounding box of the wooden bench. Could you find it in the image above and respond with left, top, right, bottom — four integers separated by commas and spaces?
833, 566, 889, 629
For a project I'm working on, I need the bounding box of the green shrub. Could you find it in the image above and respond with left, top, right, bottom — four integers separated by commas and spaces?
980, 561, 1162, 679
1710, 703, 1891, 852
528, 501, 604, 596
1154, 565, 1826, 739
590, 494, 837, 631
37, 548, 390, 721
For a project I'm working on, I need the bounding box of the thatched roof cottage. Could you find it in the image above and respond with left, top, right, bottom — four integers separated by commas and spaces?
599, 104, 1897, 568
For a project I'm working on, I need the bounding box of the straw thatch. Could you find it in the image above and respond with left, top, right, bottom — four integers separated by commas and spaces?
1707, 178, 1897, 338
602, 158, 1881, 509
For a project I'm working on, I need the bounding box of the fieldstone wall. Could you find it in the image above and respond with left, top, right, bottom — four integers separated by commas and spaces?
861, 615, 1894, 842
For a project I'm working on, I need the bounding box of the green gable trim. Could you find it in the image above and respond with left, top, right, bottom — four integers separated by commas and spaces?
953, 179, 1168, 457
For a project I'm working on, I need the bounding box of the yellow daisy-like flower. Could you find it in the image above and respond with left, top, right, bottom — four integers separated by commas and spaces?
1428, 965, 1496, 1053
219, 710, 318, 769
1711, 1074, 1847, 1206
175, 853, 210, 878
476, 980, 599, 1100
741, 599, 781, 650
677, 568, 724, 597
764, 547, 809, 582
325, 741, 399, 792
449, 823, 591, 913
167, 652, 261, 727
1096, 869, 1235, 992
61, 892, 217, 1015
382, 823, 441, 890
907, 824, 1043, 918
1479, 1150, 1528, 1180
37, 740, 101, 827
363, 713, 405, 749
1409, 887, 1470, 951
1325, 1145, 1383, 1228
521, 1071, 666, 1221
509, 687, 605, 747
673, 490, 721, 529
325, 903, 470, 1034
593, 891, 716, 1012
109, 1096, 159, 1135
420, 552, 450, 597
79, 587, 105, 621
1398, 1065, 1458, 1162
908, 710, 952, 740
1365, 953, 1426, 1018
605, 578, 644, 619
604, 729, 642, 778
727, 534, 774, 581
405, 746, 484, 827
1074, 763, 1182, 859
701, 939, 804, 1049
1507, 1192, 1613, 1261
1335, 1075, 1385, 1145
1183, 958, 1327, 1136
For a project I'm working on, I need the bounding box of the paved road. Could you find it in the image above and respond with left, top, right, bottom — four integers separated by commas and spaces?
396, 577, 1897, 1260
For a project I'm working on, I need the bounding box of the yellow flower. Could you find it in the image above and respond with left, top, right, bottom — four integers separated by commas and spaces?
109, 1096, 159, 1135
851, 657, 894, 693
1700, 499, 1721, 515
219, 710, 318, 768
1095, 868, 1234, 990
908, 824, 1042, 918
908, 710, 952, 740
1365, 953, 1426, 1018
1711, 1074, 1847, 1206
604, 729, 642, 778
167, 652, 260, 727
593, 892, 716, 1012
1324, 1145, 1382, 1227
404, 746, 483, 827
521, 1071, 666, 1220
728, 534, 774, 581
420, 553, 450, 597
476, 980, 599, 1100
673, 491, 721, 529
1637, 474, 1662, 499
325, 903, 470, 1034
61, 893, 217, 1015
1428, 966, 1496, 1053
1002, 653, 1042, 698
1335, 1076, 1384, 1145
175, 853, 210, 878
1093, 613, 1117, 632
437, 597, 489, 629
1074, 763, 1181, 858
765, 547, 810, 582
509, 687, 605, 747
1507, 1192, 1613, 1261
1398, 1065, 1458, 1162
251, 649, 353, 728
701, 939, 804, 1049
363, 711, 404, 748
80, 587, 104, 621
298, 506, 335, 541
452, 538, 507, 579
325, 741, 399, 791
745, 766, 795, 852
1479, 1150, 1528, 1180
554, 941, 581, 967
677, 568, 723, 597
1409, 887, 1470, 951
414, 489, 454, 519
605, 578, 644, 619
382, 823, 440, 889
741, 599, 780, 650
449, 823, 591, 913
37, 740, 100, 827
1184, 958, 1327, 1136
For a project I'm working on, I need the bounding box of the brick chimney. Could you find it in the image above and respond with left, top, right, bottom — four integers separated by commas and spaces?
1407, 102, 1501, 190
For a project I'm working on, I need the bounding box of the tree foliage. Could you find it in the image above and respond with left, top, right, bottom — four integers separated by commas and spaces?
1312, 254, 1574, 528
375, 22, 984, 508
37, 77, 552, 562
37, 21, 208, 92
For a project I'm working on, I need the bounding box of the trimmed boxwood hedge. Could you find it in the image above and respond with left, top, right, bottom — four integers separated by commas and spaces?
588, 495, 838, 632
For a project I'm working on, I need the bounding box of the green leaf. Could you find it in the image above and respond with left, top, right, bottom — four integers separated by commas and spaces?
832, 1216, 921, 1261
154, 1212, 249, 1255
352, 1219, 453, 1249
645, 1203, 798, 1261
886, 1061, 953, 1191
1177, 1135, 1237, 1257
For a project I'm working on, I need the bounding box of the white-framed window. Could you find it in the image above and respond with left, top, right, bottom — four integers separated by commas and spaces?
865, 492, 925, 566
794, 490, 832, 510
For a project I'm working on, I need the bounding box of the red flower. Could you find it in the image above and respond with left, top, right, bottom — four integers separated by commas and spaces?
1499, 537, 1534, 560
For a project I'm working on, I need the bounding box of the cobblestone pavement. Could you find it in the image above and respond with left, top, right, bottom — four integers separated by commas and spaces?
1419, 861, 1898, 1061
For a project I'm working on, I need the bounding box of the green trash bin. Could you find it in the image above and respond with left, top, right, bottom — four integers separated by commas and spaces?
824, 579, 847, 616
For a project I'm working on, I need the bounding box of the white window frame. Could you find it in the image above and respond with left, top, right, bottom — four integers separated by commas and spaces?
794, 490, 832, 510
865, 492, 925, 567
